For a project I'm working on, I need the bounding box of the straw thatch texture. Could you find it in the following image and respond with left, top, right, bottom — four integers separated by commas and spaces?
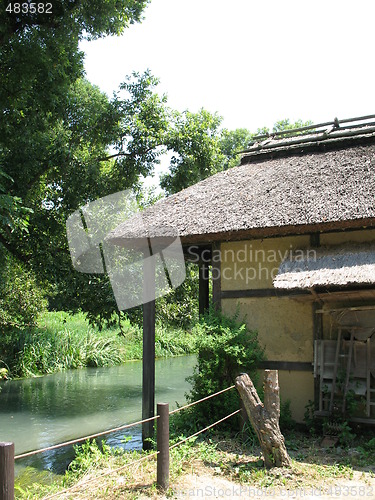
274, 244, 375, 290
108, 137, 375, 246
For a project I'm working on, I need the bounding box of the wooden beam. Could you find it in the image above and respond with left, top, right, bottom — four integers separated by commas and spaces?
178, 219, 375, 247
259, 361, 312, 371
312, 302, 323, 411
199, 261, 209, 317
183, 244, 212, 262
211, 242, 221, 310
310, 232, 320, 248
316, 304, 375, 313
221, 288, 311, 299
142, 246, 155, 450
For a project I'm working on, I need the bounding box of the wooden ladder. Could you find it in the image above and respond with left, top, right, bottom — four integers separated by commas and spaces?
366, 336, 375, 417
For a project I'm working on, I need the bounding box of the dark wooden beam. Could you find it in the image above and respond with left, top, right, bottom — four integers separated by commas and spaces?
259, 361, 312, 371
211, 242, 221, 310
183, 244, 212, 263
221, 288, 311, 299
310, 232, 320, 247
178, 219, 375, 247
199, 262, 209, 317
142, 248, 155, 450
310, 232, 322, 412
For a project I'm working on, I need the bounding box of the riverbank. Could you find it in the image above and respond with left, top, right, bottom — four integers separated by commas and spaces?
19, 430, 375, 499
1, 311, 198, 379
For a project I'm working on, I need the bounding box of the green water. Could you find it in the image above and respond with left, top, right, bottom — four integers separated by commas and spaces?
0, 355, 196, 476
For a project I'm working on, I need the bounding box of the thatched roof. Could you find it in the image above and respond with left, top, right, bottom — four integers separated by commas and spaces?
108, 128, 375, 247
274, 244, 375, 290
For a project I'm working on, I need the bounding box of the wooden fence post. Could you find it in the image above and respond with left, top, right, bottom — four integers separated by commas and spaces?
156, 403, 169, 491
0, 442, 14, 500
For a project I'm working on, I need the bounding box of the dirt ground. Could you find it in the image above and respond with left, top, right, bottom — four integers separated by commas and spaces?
171, 468, 375, 499
144, 434, 375, 500
41, 433, 375, 499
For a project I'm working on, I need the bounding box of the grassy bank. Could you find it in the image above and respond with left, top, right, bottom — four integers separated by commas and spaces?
16, 428, 375, 499
1, 311, 197, 378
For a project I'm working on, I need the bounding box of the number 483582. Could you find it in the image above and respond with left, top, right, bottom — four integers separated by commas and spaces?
6, 3, 52, 14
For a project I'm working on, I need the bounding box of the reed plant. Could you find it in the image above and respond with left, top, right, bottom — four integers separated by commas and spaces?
1, 311, 197, 378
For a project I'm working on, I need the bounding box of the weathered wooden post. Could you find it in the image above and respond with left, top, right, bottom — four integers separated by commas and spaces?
235, 371, 291, 468
0, 442, 14, 500
198, 261, 209, 317
156, 402, 169, 491
142, 244, 156, 450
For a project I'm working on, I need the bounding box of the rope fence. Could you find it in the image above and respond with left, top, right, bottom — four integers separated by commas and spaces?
14, 415, 159, 460
1, 384, 240, 498
41, 451, 159, 500
169, 409, 241, 450
169, 384, 235, 415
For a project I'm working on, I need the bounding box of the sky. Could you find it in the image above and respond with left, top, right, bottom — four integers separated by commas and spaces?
80, 0, 375, 184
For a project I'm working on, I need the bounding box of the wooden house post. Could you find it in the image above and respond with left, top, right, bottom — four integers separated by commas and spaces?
199, 261, 209, 317
211, 242, 221, 310
310, 233, 322, 412
142, 243, 155, 450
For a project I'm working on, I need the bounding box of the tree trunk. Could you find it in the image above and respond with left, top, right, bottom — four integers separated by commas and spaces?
235, 371, 291, 468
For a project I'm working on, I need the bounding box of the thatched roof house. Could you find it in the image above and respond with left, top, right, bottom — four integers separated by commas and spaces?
109, 117, 375, 425
109, 126, 375, 246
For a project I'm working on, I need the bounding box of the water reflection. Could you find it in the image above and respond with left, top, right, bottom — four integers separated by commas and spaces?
0, 355, 195, 475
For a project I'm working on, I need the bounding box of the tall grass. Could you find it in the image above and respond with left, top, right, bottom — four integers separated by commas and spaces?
1, 311, 197, 378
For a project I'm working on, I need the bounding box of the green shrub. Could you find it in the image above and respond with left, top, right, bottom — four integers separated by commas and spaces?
0, 253, 47, 329
156, 262, 199, 329
184, 309, 264, 432
279, 399, 296, 431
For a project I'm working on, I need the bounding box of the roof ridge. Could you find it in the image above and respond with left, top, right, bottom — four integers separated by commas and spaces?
238, 114, 375, 158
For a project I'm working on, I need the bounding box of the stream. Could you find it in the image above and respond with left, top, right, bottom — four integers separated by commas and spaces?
0, 355, 196, 479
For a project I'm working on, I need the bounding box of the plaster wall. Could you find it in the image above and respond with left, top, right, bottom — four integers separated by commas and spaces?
220, 235, 310, 291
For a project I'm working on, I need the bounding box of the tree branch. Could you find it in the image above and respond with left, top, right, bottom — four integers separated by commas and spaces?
97, 144, 164, 162
0, 233, 30, 263
97, 151, 131, 162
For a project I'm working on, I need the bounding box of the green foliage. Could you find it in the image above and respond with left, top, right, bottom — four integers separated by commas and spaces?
3, 323, 123, 378
161, 109, 225, 194
0, 0, 314, 333
0, 169, 32, 237
279, 400, 296, 432
161, 110, 254, 195
161, 116, 312, 196
272, 118, 313, 135
67, 440, 112, 480
0, 0, 153, 328
218, 128, 253, 168
0, 252, 47, 329
254, 119, 314, 138
184, 309, 264, 431
1, 68, 172, 328
363, 437, 375, 451
156, 262, 199, 329
1, 311, 198, 378
303, 400, 320, 435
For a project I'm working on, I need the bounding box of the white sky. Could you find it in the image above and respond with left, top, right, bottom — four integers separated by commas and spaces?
80, 0, 375, 184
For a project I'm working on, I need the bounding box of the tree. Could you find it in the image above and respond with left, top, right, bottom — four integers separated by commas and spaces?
0, 0, 150, 256
161, 109, 225, 194
160, 110, 254, 195
0, 71, 170, 324
236, 372, 292, 468
0, 1, 167, 327
161, 114, 312, 196
0, 0, 313, 329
